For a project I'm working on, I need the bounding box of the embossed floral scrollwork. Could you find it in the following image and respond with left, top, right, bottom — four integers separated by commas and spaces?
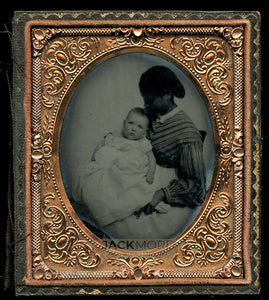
40, 193, 101, 269
40, 115, 53, 184
219, 117, 244, 185
109, 27, 164, 47
32, 251, 58, 280
232, 127, 244, 178
42, 66, 65, 104
32, 28, 60, 57
170, 36, 232, 106
214, 249, 243, 278
173, 193, 232, 267
31, 115, 53, 184
207, 65, 232, 106
41, 36, 100, 108
44, 37, 99, 73
108, 256, 164, 280
215, 26, 244, 56
31, 131, 43, 182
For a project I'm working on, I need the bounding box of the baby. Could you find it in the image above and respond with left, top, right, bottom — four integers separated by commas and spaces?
76, 107, 157, 228
92, 107, 156, 184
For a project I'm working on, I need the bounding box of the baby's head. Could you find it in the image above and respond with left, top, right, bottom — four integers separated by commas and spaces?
122, 107, 149, 140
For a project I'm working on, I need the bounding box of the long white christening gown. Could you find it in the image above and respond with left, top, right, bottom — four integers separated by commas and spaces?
75, 132, 159, 228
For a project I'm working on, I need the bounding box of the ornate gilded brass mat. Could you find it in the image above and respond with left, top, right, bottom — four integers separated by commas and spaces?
12, 10, 261, 295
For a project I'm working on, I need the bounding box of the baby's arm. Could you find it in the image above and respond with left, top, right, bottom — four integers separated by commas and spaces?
91, 139, 105, 161
146, 151, 156, 184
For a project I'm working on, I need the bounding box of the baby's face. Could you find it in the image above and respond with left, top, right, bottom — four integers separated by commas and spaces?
122, 112, 149, 140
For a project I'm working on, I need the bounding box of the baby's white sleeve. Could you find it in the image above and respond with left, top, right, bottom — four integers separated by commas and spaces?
140, 138, 152, 153
104, 132, 113, 144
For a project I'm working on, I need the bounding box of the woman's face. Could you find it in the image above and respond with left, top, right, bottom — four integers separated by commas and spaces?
143, 94, 172, 116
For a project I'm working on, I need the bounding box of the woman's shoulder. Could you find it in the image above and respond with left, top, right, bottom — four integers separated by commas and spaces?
151, 110, 202, 147
172, 109, 193, 123
174, 111, 202, 140
171, 110, 200, 131
155, 109, 197, 132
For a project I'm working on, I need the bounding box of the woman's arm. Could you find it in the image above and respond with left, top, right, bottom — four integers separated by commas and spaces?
135, 141, 206, 217
134, 189, 165, 217
162, 141, 206, 208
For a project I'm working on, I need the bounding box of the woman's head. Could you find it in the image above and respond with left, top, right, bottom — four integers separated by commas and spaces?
122, 107, 149, 140
139, 65, 185, 116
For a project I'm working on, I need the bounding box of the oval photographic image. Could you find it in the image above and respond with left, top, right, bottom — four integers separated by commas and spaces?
59, 52, 215, 251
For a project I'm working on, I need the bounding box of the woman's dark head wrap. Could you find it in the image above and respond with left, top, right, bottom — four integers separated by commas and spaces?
139, 65, 185, 99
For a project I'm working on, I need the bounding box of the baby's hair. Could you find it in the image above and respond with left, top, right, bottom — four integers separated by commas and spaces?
127, 107, 149, 120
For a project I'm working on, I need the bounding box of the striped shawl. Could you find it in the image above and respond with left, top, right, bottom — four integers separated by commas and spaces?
148, 110, 206, 208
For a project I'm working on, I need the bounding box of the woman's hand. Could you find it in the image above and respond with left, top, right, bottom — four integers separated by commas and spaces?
150, 189, 165, 207
134, 189, 165, 218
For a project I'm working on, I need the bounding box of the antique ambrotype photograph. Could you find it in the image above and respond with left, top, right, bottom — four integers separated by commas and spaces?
12, 11, 261, 295
59, 52, 215, 247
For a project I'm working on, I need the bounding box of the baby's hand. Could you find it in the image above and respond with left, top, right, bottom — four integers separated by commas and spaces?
146, 172, 154, 184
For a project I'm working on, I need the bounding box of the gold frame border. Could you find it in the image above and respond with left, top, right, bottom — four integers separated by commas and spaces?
23, 18, 252, 286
